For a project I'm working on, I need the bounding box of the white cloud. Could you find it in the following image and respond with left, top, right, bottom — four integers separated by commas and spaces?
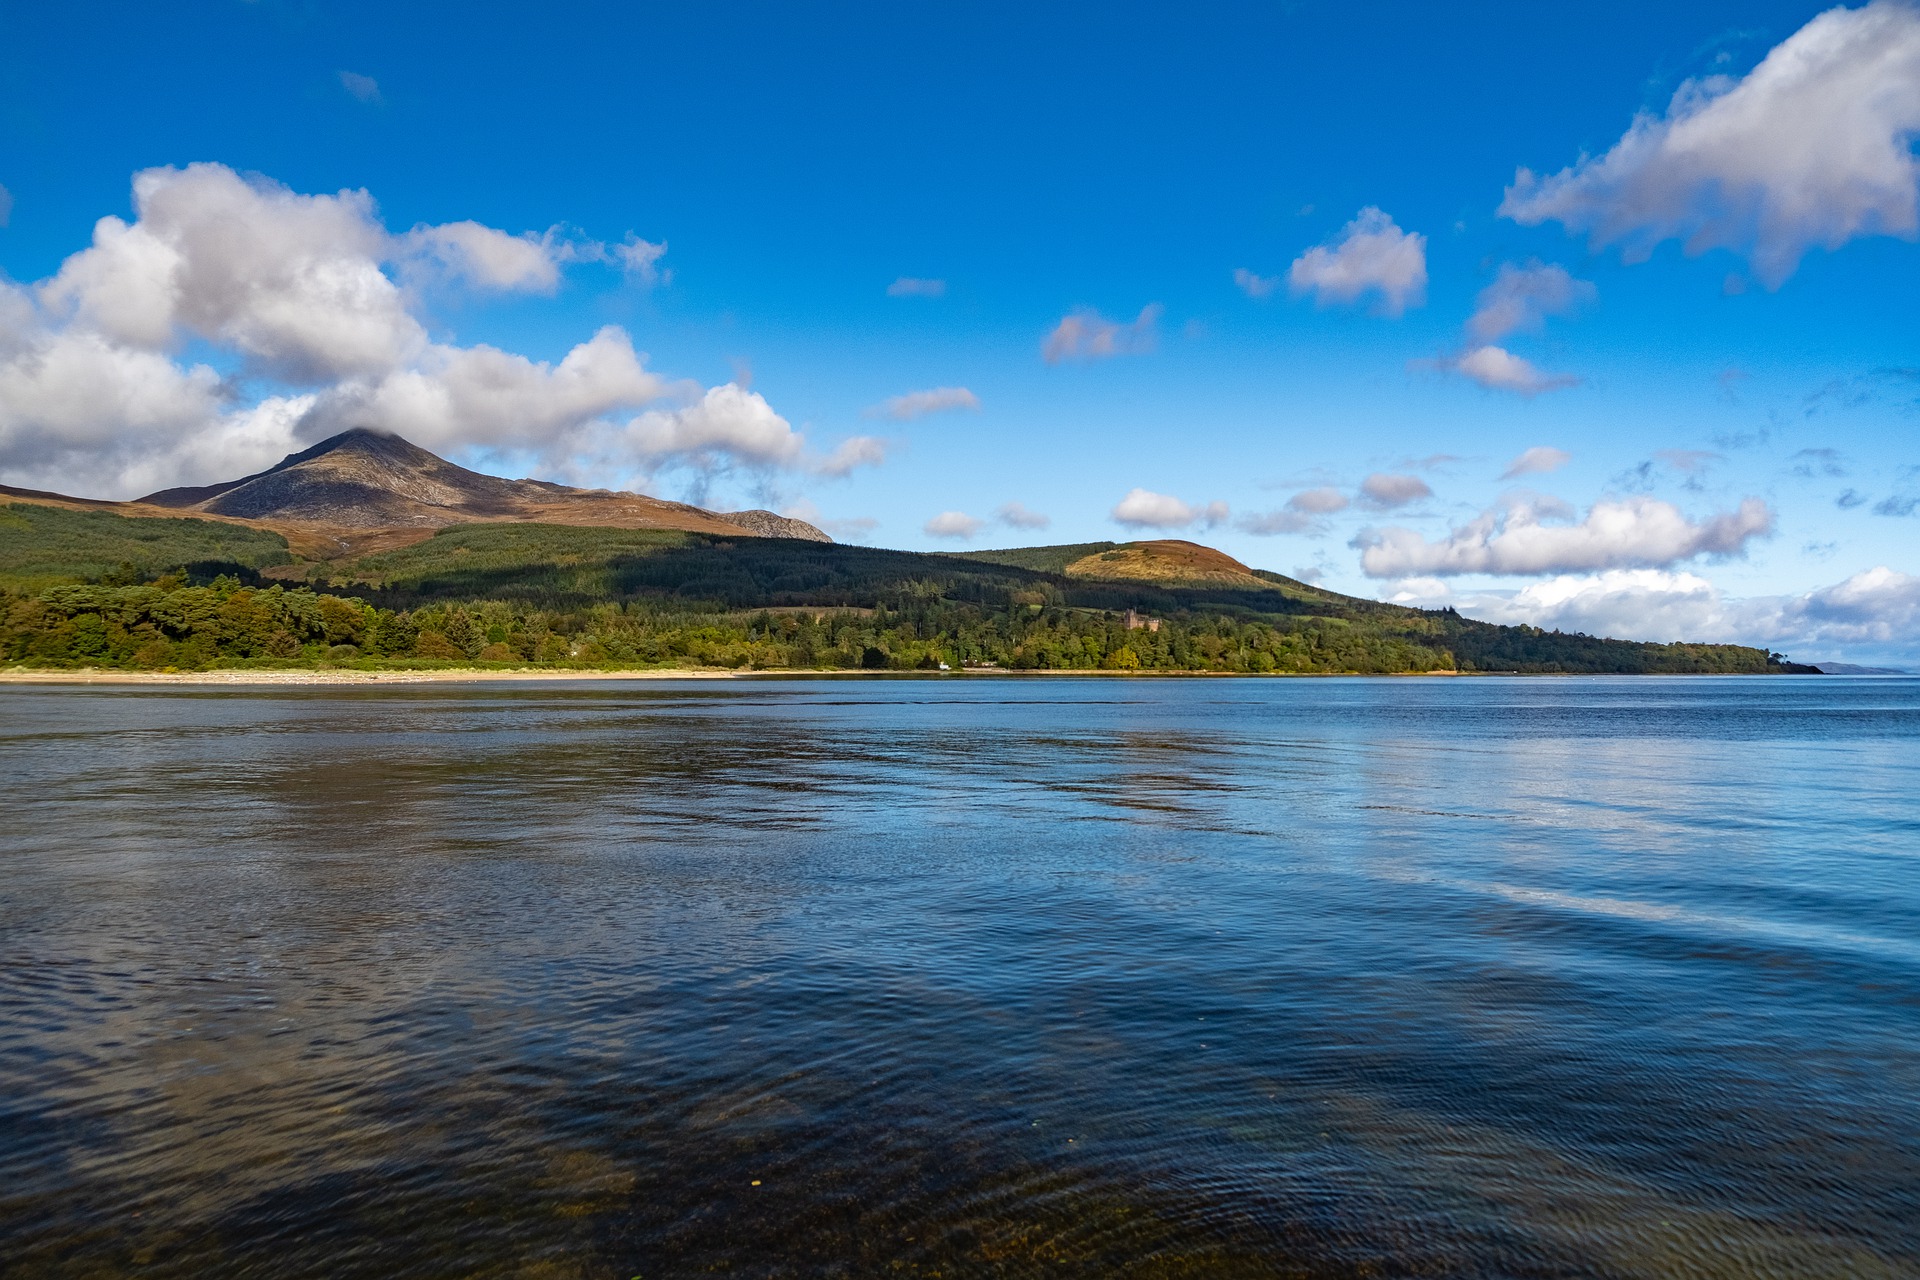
1501, 446, 1572, 479
1356, 493, 1774, 578
42, 163, 422, 381
1499, 1, 1920, 286
311, 325, 672, 452
1111, 488, 1228, 530
887, 277, 946, 298
924, 510, 985, 540
1447, 345, 1578, 396
1289, 486, 1351, 514
871, 386, 980, 420
0, 164, 816, 500
1042, 304, 1161, 363
1359, 472, 1433, 509
1467, 261, 1595, 342
1406, 565, 1920, 665
621, 383, 881, 480
338, 71, 382, 104
1287, 207, 1427, 316
996, 501, 1050, 530
399, 221, 568, 293
1232, 267, 1282, 299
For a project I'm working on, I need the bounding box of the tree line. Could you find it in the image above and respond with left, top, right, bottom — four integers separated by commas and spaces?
1, 574, 1791, 675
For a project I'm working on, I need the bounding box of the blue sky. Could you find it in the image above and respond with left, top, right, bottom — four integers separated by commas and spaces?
2, 1, 1918, 661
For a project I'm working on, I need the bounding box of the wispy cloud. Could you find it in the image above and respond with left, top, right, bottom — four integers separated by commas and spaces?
1500, 446, 1571, 479
338, 70, 382, 104
1466, 261, 1595, 342
1238, 485, 1350, 537
887, 277, 946, 298
996, 501, 1050, 530
1232, 267, 1282, 299
870, 386, 980, 421
1042, 304, 1161, 364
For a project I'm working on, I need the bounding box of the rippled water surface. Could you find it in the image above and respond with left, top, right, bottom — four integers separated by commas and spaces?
2, 676, 1918, 1278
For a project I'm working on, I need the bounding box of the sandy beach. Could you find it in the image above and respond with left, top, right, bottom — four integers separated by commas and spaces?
0, 666, 747, 685
0, 666, 1464, 685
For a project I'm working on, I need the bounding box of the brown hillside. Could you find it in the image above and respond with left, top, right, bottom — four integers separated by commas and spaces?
1063, 540, 1278, 590
3, 428, 830, 559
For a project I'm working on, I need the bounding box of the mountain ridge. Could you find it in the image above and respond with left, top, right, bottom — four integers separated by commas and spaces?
132, 428, 831, 543
0, 427, 816, 548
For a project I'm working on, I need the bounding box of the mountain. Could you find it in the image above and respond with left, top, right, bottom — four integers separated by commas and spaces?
129, 428, 829, 544
1811, 662, 1910, 675
0, 432, 1821, 674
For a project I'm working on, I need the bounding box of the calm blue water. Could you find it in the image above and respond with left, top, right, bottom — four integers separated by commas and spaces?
1, 676, 1917, 1278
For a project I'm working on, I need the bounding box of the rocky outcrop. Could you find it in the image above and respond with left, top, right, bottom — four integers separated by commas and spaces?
717, 509, 833, 542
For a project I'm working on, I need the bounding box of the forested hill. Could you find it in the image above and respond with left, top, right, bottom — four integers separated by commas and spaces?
0, 500, 1815, 674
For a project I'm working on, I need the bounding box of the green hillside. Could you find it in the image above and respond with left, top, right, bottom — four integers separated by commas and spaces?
0, 506, 1813, 674
0, 500, 291, 590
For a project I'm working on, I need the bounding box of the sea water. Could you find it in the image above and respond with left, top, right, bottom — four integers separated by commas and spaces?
2, 676, 1916, 1277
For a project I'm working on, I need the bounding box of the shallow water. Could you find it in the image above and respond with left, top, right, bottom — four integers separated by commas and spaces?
1, 676, 1917, 1278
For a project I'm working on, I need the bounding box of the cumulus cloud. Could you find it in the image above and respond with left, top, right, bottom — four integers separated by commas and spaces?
871, 386, 980, 420
1111, 488, 1228, 530
1499, 1, 1920, 286
1467, 261, 1595, 342
623, 383, 804, 471
1446, 345, 1578, 396
996, 501, 1050, 530
338, 71, 382, 104
619, 383, 886, 481
1287, 207, 1427, 316
1359, 472, 1433, 510
1356, 493, 1774, 578
308, 325, 671, 450
0, 164, 845, 500
924, 510, 985, 540
887, 277, 946, 298
1042, 305, 1162, 363
1232, 267, 1282, 299
1501, 446, 1572, 479
42, 163, 420, 380
398, 221, 573, 293
1404, 566, 1920, 665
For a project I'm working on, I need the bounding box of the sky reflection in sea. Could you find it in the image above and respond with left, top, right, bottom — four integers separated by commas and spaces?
2, 676, 1917, 1278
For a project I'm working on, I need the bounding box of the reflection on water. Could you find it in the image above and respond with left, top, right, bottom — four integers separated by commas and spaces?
2, 676, 1917, 1278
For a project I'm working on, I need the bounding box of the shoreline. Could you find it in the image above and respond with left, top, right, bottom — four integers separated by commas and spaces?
0, 665, 1470, 685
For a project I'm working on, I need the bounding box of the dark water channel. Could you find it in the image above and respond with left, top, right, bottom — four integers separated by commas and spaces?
2, 676, 1917, 1278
